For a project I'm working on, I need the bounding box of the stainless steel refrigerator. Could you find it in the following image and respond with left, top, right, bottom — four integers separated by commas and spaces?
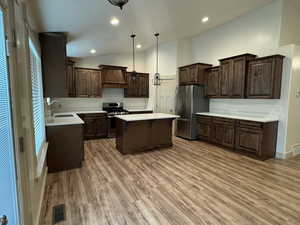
175, 85, 209, 140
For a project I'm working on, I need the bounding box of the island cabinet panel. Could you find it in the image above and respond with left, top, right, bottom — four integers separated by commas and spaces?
75, 68, 102, 98
205, 66, 220, 97
99, 65, 128, 88
125, 72, 149, 98
46, 124, 84, 173
78, 113, 108, 140
246, 55, 284, 99
116, 118, 175, 154
196, 115, 278, 160
219, 54, 257, 98
179, 63, 212, 86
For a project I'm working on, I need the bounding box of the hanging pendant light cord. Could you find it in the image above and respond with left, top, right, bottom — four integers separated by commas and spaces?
131, 34, 136, 72
155, 33, 159, 74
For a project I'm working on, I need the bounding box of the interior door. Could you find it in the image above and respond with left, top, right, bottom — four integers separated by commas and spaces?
155, 75, 176, 114
0, 7, 20, 225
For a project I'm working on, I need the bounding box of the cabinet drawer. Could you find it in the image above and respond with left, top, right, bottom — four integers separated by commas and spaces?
237, 120, 263, 129
213, 117, 235, 125
196, 115, 212, 124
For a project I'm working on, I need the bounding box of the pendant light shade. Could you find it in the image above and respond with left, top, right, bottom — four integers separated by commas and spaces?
107, 0, 129, 10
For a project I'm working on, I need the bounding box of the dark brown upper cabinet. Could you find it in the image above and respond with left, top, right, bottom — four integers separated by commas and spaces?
40, 32, 68, 97
99, 65, 128, 88
219, 54, 257, 98
66, 59, 76, 97
75, 68, 102, 98
205, 66, 220, 98
246, 55, 284, 99
125, 72, 149, 98
179, 63, 212, 86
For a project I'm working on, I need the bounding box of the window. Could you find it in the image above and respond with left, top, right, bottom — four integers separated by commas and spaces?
29, 38, 46, 155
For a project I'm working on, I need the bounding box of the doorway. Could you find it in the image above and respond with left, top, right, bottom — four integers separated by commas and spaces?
155, 75, 177, 114
0, 6, 20, 225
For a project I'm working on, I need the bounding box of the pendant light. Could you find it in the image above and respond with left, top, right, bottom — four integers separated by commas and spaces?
131, 33, 137, 79
154, 33, 161, 86
107, 0, 129, 10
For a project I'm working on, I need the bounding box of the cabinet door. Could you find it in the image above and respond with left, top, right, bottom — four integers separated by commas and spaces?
246, 58, 274, 98
223, 125, 235, 148
83, 117, 96, 139
75, 69, 89, 97
125, 73, 138, 97
198, 123, 211, 141
89, 70, 102, 97
95, 117, 108, 138
179, 67, 189, 85
139, 74, 149, 97
235, 127, 262, 155
220, 61, 232, 97
66, 62, 76, 97
232, 58, 246, 98
189, 65, 198, 83
205, 67, 220, 97
211, 124, 224, 144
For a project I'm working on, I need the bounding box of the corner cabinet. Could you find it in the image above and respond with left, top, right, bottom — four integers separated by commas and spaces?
99, 65, 128, 88
196, 115, 278, 160
179, 63, 212, 86
205, 66, 220, 98
75, 68, 102, 98
125, 72, 149, 98
246, 55, 284, 99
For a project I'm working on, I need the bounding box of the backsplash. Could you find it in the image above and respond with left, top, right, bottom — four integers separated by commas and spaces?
50, 89, 149, 113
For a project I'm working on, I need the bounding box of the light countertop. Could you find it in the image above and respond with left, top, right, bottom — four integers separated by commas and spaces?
196, 112, 279, 123
115, 113, 180, 122
46, 111, 107, 127
125, 108, 153, 112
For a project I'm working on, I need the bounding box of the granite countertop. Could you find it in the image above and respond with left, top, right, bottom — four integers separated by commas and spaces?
115, 113, 180, 122
46, 111, 107, 127
196, 112, 279, 123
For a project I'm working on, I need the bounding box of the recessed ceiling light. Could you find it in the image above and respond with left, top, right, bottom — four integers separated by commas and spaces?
202, 16, 209, 23
110, 17, 120, 26
136, 44, 142, 49
90, 49, 96, 54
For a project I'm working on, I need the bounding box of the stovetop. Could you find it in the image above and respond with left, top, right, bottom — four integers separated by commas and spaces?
103, 102, 128, 117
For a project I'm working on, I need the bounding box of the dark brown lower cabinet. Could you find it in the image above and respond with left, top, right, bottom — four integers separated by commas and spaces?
78, 113, 108, 140
196, 115, 278, 160
46, 124, 84, 173
116, 118, 175, 154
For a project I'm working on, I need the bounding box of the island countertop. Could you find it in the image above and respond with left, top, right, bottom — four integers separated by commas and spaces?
115, 113, 180, 122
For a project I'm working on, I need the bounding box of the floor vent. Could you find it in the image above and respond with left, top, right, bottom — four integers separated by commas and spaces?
52, 204, 66, 224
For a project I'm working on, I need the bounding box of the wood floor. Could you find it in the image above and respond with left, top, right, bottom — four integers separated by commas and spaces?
41, 138, 300, 225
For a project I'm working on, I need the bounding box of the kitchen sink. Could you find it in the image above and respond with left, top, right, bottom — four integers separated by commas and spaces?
54, 114, 74, 118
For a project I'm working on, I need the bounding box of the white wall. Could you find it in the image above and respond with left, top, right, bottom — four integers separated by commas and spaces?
280, 0, 300, 46
285, 45, 300, 156
187, 0, 294, 156
144, 41, 178, 110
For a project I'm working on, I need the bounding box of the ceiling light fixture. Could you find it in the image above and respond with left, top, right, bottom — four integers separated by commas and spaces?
107, 0, 130, 10
90, 49, 96, 54
110, 17, 120, 26
202, 16, 209, 23
136, 44, 142, 49
130, 33, 137, 79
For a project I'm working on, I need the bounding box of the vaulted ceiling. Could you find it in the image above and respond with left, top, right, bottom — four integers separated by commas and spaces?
28, 0, 273, 57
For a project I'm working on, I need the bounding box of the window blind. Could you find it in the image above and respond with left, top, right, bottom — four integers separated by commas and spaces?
29, 39, 46, 154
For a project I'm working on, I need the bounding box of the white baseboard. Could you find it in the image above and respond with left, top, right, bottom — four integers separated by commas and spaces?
276, 144, 300, 159
36, 167, 48, 225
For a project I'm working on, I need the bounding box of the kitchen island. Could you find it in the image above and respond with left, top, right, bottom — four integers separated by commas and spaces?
115, 113, 179, 154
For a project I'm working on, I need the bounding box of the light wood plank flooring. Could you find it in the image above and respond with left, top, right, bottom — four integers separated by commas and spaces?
41, 138, 300, 225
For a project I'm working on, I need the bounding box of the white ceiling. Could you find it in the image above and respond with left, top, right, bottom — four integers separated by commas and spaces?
28, 0, 273, 57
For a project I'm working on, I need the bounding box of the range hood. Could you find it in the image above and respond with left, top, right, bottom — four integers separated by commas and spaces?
99, 65, 128, 88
